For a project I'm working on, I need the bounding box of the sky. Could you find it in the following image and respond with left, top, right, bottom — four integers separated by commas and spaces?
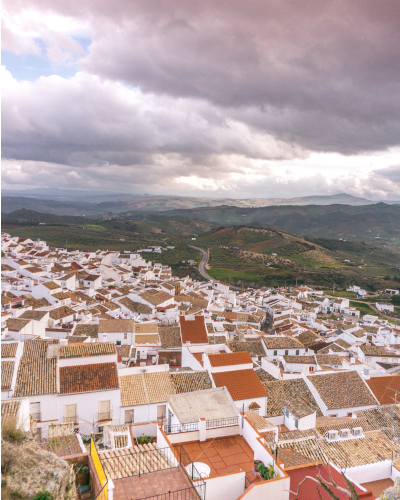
2, 0, 400, 200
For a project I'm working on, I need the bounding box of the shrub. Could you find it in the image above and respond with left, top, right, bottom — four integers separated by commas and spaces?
1, 417, 26, 444
31, 491, 53, 500
256, 462, 276, 480
136, 435, 152, 445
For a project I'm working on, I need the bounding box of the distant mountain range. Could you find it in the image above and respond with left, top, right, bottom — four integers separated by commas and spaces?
2, 192, 393, 216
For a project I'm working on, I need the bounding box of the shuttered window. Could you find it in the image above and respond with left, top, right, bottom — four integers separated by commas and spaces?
64, 404, 77, 423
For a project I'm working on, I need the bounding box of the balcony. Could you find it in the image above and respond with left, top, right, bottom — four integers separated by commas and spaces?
64, 414, 79, 424
98, 411, 113, 423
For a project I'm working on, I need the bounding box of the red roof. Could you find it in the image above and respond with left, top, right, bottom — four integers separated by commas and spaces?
180, 315, 208, 344
208, 352, 252, 367
60, 362, 119, 394
366, 375, 400, 405
288, 464, 374, 500
212, 369, 267, 401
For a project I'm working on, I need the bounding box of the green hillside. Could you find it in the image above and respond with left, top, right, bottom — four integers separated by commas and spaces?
151, 203, 400, 241
194, 226, 400, 289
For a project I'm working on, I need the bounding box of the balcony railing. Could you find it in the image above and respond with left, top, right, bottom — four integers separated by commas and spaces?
98, 411, 112, 422
64, 415, 79, 424
206, 417, 239, 429
163, 422, 199, 434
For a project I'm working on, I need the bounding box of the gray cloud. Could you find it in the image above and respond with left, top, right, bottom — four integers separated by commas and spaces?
2, 0, 400, 198
5, 0, 399, 154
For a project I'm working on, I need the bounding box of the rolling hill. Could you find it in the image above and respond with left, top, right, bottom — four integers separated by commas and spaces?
1, 192, 376, 216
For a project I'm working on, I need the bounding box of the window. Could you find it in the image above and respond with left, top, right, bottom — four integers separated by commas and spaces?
157, 405, 166, 421
99, 400, 111, 422
285, 350, 289, 356
30, 402, 41, 422
366, 357, 371, 362
295, 350, 299, 355
124, 333, 127, 340
273, 350, 277, 356
64, 404, 77, 424
125, 409, 134, 424
309, 366, 314, 372
382, 358, 388, 362
295, 418, 299, 429
347, 412, 353, 417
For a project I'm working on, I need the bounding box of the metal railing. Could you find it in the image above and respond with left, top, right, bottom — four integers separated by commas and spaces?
94, 481, 108, 500
99, 445, 179, 477
163, 422, 199, 434
63, 415, 79, 424
244, 475, 253, 489
206, 417, 239, 429
134, 486, 203, 500
98, 411, 112, 422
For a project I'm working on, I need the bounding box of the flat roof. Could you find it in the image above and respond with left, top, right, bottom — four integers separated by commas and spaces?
168, 387, 238, 424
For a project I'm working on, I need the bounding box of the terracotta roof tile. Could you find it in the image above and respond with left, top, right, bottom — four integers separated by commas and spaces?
228, 341, 266, 357
159, 326, 182, 349
212, 369, 267, 401
98, 319, 134, 333
49, 306, 76, 320
14, 339, 59, 397
73, 323, 99, 338
366, 375, 400, 405
120, 374, 148, 407
171, 371, 212, 393
59, 342, 116, 359
208, 351, 253, 367
179, 315, 208, 344
263, 379, 323, 417
307, 371, 377, 409
1, 361, 14, 390
60, 362, 119, 394
1, 342, 18, 358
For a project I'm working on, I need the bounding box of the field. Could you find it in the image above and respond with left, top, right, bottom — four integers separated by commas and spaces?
3, 208, 400, 293
194, 226, 400, 290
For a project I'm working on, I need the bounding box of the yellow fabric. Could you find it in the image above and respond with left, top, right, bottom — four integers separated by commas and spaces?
90, 437, 108, 499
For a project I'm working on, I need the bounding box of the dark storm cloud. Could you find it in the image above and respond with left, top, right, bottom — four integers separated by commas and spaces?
5, 0, 400, 153
2, 0, 400, 197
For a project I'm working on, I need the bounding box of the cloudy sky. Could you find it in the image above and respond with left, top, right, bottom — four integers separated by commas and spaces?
2, 0, 400, 200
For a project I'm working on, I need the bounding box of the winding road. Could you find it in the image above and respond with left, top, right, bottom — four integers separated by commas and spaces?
189, 245, 213, 281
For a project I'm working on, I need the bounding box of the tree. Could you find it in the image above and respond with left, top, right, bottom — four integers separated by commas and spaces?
392, 295, 400, 306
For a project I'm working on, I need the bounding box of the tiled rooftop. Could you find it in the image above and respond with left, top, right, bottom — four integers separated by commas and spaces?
73, 323, 99, 338
14, 339, 59, 397
212, 369, 267, 401
1, 342, 18, 358
307, 371, 378, 409
366, 375, 400, 405
39, 435, 82, 457
49, 306, 76, 320
208, 351, 252, 367
158, 326, 182, 348
60, 362, 119, 394
171, 371, 212, 393
263, 378, 323, 417
59, 342, 116, 359
1, 361, 14, 390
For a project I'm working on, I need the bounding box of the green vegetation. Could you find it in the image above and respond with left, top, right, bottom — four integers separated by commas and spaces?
1, 417, 26, 444
323, 290, 357, 298
31, 491, 53, 500
83, 224, 107, 231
